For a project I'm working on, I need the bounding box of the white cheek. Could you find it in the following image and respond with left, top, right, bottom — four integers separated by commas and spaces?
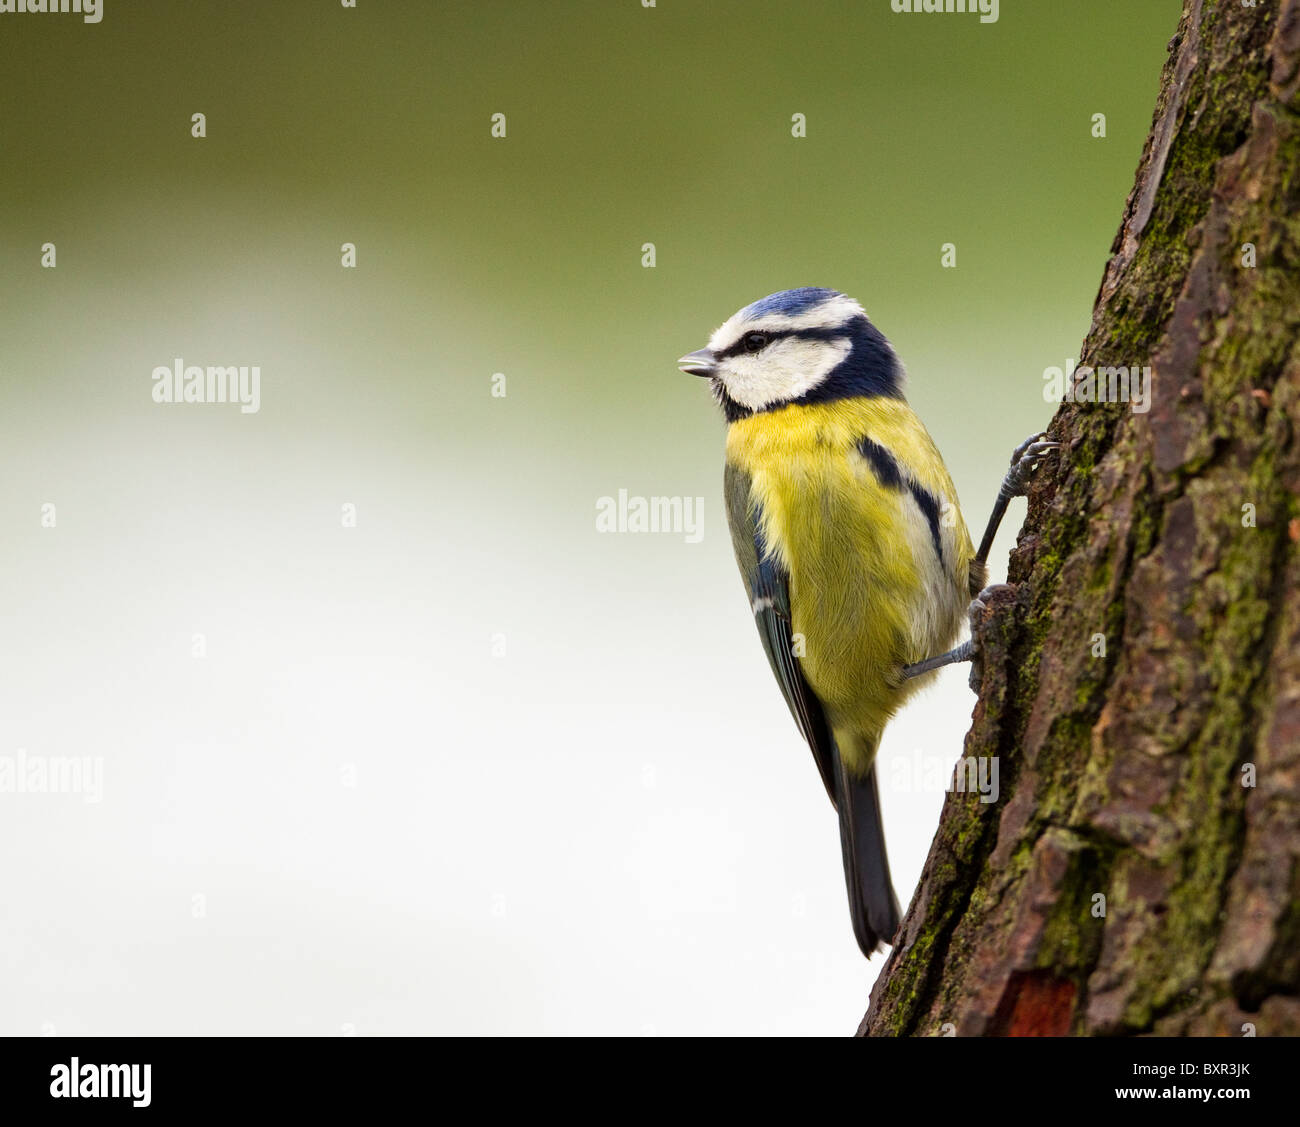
720, 339, 850, 411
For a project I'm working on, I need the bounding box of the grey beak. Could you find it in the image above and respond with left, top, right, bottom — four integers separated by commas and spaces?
678, 348, 717, 378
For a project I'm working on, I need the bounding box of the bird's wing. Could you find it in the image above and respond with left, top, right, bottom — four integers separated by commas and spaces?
724, 462, 838, 805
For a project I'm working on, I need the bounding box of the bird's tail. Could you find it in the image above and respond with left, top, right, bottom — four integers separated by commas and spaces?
834, 747, 901, 957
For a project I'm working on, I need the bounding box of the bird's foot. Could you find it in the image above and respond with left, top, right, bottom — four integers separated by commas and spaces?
1002, 432, 1061, 499
901, 583, 1013, 694
964, 583, 1006, 694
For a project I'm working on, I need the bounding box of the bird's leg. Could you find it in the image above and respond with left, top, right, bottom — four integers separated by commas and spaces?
903, 432, 1060, 690
902, 589, 993, 683
901, 640, 974, 678
971, 432, 1060, 585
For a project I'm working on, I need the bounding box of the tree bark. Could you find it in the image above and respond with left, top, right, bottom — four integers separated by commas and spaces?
861, 0, 1300, 1037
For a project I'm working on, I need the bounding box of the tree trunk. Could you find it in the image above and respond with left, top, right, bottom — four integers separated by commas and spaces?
861, 0, 1300, 1037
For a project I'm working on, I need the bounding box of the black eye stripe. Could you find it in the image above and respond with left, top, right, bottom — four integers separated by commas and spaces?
714, 325, 852, 361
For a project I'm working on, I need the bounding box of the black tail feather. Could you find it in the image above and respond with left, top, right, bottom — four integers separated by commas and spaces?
834, 753, 902, 957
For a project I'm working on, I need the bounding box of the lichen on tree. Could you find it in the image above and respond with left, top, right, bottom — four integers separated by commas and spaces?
861, 0, 1300, 1038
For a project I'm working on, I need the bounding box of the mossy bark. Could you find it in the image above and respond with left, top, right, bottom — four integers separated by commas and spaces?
860, 0, 1300, 1037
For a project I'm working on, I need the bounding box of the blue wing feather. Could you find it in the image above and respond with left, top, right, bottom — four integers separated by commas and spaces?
725, 463, 838, 805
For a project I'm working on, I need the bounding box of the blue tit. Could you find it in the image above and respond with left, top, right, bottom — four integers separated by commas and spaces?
680, 287, 1053, 956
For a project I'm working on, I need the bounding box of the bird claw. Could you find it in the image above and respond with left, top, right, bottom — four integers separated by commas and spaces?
1004, 432, 1061, 497
966, 584, 1011, 694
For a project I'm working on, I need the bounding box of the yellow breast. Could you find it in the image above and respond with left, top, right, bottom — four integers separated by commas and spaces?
726, 397, 973, 748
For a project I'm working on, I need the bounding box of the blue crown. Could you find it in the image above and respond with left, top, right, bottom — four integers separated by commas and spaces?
741, 287, 841, 319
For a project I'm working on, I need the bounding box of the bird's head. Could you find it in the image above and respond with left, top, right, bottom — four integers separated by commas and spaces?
678, 287, 904, 422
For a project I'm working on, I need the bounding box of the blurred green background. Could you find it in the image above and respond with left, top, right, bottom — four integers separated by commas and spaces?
0, 0, 1180, 1035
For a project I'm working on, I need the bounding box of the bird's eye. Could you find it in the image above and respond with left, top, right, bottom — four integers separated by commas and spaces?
742, 332, 770, 353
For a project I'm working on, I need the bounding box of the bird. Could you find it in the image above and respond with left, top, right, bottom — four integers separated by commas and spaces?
679, 287, 1054, 956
